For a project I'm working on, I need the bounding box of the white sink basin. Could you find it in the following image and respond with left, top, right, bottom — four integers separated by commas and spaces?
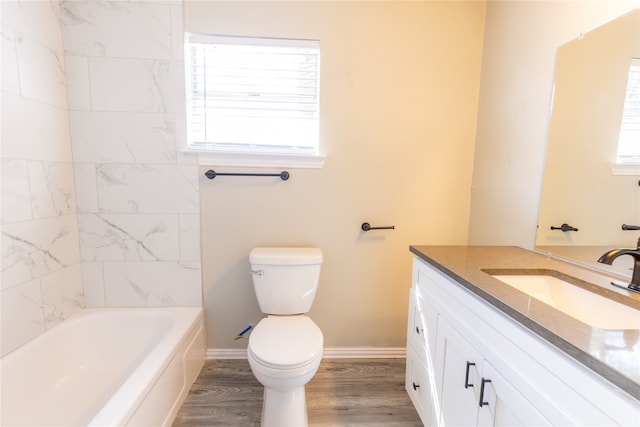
492, 274, 640, 330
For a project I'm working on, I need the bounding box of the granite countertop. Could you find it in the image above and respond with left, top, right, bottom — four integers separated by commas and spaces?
409, 245, 640, 401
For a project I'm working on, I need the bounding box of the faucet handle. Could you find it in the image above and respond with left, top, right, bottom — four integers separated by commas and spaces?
622, 224, 640, 231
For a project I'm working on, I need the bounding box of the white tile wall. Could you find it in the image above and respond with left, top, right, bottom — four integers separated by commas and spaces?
28, 161, 76, 218
1, 0, 82, 356
78, 213, 181, 262
59, 0, 202, 309
1, 0, 202, 356
89, 58, 185, 113
15, 33, 67, 109
1, 159, 31, 223
0, 279, 46, 355
1, 27, 20, 95
69, 112, 178, 164
1, 93, 73, 162
61, 1, 173, 60
103, 261, 202, 307
41, 264, 84, 328
95, 164, 199, 213
1, 215, 81, 290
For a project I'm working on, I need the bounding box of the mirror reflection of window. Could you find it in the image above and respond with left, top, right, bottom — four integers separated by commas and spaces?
617, 57, 640, 164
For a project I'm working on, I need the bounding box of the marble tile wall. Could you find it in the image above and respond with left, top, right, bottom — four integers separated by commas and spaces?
59, 0, 202, 309
1, 0, 83, 356
1, 0, 202, 356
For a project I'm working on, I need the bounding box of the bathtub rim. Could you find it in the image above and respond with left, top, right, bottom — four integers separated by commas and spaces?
88, 307, 204, 427
0, 306, 204, 427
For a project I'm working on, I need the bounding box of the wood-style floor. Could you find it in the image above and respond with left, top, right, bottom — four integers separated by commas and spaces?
173, 358, 423, 427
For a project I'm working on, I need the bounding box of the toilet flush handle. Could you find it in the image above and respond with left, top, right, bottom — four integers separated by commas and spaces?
251, 269, 264, 276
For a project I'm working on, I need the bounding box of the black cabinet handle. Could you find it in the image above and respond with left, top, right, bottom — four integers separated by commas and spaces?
465, 362, 476, 388
412, 382, 420, 390
415, 326, 422, 335
479, 378, 492, 407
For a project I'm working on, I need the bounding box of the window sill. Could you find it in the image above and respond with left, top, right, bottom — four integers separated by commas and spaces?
611, 162, 640, 176
184, 149, 326, 169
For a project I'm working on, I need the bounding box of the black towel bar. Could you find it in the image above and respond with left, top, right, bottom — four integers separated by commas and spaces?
550, 223, 578, 232
204, 170, 289, 181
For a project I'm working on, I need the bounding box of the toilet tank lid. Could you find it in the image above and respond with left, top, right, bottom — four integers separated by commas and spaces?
250, 247, 323, 265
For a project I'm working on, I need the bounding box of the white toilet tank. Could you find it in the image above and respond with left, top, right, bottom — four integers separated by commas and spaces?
249, 247, 323, 315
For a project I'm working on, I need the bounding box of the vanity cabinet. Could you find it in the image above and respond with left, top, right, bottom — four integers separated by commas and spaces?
406, 256, 638, 426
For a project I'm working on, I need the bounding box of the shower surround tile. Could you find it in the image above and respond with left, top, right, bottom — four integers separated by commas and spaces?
170, 3, 184, 59
14, 30, 67, 110
59, 0, 202, 309
1, 93, 73, 162
41, 264, 83, 328
0, 279, 45, 355
81, 262, 105, 307
73, 163, 99, 213
1, 27, 20, 96
1, 215, 81, 290
88, 58, 185, 113
69, 111, 177, 164
28, 161, 76, 219
1, 0, 83, 357
3, 0, 201, 356
179, 214, 201, 261
78, 213, 180, 261
1, 158, 31, 224
63, 55, 90, 110
103, 261, 201, 307
60, 1, 172, 60
96, 164, 199, 214
1, 0, 63, 52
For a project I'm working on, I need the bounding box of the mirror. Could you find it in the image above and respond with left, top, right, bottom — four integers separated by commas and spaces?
536, 9, 640, 278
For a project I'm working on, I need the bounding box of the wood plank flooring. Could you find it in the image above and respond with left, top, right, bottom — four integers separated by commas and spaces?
172, 358, 423, 427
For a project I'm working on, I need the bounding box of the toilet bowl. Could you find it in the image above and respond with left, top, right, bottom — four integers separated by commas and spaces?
248, 316, 323, 427
247, 248, 324, 427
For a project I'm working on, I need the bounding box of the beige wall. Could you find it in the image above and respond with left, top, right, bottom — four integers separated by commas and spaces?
469, 0, 640, 247
186, 1, 486, 350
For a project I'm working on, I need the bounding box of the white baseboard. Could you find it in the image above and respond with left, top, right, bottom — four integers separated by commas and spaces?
207, 348, 247, 359
206, 347, 406, 360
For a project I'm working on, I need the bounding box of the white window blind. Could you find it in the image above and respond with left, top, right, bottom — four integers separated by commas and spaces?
185, 34, 320, 156
616, 57, 640, 163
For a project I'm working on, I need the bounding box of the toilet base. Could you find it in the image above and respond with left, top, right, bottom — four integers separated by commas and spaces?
261, 385, 308, 427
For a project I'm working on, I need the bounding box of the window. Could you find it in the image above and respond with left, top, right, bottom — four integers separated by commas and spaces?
615, 57, 640, 166
185, 34, 323, 167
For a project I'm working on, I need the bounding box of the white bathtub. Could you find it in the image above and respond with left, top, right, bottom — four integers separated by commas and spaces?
0, 307, 205, 427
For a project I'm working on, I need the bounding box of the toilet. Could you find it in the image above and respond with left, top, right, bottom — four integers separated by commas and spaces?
247, 247, 324, 427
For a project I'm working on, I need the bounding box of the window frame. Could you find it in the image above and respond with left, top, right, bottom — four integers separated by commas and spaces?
183, 33, 325, 168
612, 57, 640, 176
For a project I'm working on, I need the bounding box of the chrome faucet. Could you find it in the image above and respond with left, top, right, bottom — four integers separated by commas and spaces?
597, 228, 640, 293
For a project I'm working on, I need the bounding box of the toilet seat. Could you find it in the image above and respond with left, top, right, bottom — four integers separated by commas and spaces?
248, 316, 323, 370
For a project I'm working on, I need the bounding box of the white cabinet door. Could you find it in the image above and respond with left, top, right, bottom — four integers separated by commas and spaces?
477, 361, 552, 427
435, 318, 482, 427
406, 343, 434, 425
407, 288, 438, 362
435, 317, 552, 427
